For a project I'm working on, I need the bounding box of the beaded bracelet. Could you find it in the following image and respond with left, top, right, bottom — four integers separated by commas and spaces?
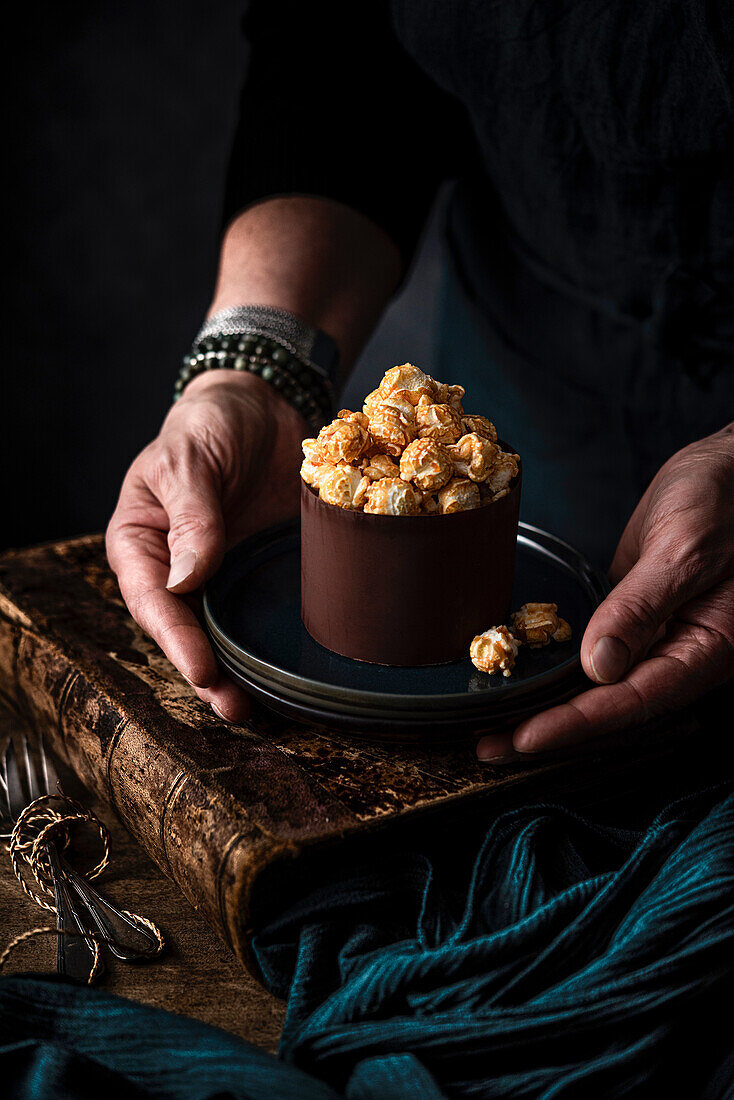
174, 307, 338, 433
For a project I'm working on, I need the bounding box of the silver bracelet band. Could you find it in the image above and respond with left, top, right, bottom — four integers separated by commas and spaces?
194, 306, 338, 388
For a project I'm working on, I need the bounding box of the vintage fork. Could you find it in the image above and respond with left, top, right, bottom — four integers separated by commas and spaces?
0, 730, 99, 981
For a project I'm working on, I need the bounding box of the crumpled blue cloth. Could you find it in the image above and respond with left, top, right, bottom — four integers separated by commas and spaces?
2, 784, 733, 1099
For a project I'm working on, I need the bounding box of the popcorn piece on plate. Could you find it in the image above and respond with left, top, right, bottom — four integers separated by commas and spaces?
511, 602, 572, 647
378, 363, 436, 405
363, 477, 421, 516
470, 626, 520, 677
361, 453, 400, 481
368, 405, 416, 457
437, 477, 481, 514
317, 418, 370, 465
484, 450, 520, 494
462, 415, 497, 442
399, 438, 454, 493
448, 433, 501, 482
415, 403, 463, 445
318, 465, 371, 510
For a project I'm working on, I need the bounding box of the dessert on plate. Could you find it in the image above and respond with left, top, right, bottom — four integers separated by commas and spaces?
300, 364, 522, 665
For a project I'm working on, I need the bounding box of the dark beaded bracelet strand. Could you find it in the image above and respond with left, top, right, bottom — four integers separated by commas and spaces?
173, 333, 333, 433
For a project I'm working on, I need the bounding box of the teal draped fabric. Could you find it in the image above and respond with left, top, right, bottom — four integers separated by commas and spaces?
2, 785, 733, 1099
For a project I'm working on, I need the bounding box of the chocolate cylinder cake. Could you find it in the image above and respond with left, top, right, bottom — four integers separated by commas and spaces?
300, 363, 522, 666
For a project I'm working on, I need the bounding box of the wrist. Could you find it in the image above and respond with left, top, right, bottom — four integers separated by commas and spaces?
181, 366, 307, 431
175, 307, 335, 432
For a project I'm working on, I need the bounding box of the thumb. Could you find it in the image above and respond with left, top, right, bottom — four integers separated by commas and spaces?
163, 469, 226, 594
581, 550, 703, 684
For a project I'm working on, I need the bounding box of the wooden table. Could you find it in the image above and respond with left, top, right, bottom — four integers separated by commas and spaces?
0, 723, 285, 1051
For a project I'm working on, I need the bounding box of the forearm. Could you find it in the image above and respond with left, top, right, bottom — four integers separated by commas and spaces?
208, 196, 403, 384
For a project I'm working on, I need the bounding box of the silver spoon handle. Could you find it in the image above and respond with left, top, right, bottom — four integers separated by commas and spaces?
46, 843, 101, 982
60, 857, 161, 960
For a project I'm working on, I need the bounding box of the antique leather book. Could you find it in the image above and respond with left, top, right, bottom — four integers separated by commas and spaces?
0, 536, 709, 978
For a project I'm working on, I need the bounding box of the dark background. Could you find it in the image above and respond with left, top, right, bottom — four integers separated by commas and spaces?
5, 2, 441, 551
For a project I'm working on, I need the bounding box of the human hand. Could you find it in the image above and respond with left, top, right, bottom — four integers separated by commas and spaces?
477, 423, 734, 761
106, 370, 305, 721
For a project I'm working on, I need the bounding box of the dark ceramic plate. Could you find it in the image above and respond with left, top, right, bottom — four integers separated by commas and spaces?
203, 520, 609, 738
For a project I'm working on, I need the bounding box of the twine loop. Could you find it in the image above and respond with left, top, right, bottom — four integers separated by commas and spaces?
8, 794, 109, 912
1, 793, 164, 983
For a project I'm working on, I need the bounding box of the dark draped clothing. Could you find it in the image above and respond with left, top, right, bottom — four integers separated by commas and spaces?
226, 0, 734, 565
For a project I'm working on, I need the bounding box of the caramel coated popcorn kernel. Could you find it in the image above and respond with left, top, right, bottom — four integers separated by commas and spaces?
438, 477, 481, 514
317, 418, 370, 465
484, 450, 520, 494
368, 405, 417, 457
363, 477, 421, 516
361, 453, 400, 480
511, 603, 572, 647
448, 433, 501, 482
415, 403, 463, 445
462, 415, 497, 441
318, 465, 371, 510
300, 439, 330, 489
399, 439, 454, 493
378, 363, 436, 405
470, 626, 519, 677
338, 408, 370, 430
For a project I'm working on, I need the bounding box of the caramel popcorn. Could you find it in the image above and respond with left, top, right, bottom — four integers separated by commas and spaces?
300, 361, 519, 511
301, 437, 324, 464
438, 477, 481, 513
361, 453, 400, 480
363, 477, 421, 516
511, 603, 572, 647
378, 363, 436, 405
378, 393, 413, 422
415, 403, 463, 445
338, 408, 370, 430
368, 405, 417, 457
448, 433, 501, 482
399, 439, 454, 493
470, 626, 519, 677
435, 383, 465, 414
300, 439, 330, 489
484, 450, 520, 494
363, 388, 385, 417
300, 456, 330, 490
318, 465, 371, 510
462, 415, 497, 442
317, 418, 370, 465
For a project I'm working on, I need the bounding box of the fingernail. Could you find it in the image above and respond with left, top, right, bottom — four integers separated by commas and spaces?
211, 702, 229, 722
589, 635, 630, 683
166, 549, 197, 591
476, 740, 515, 762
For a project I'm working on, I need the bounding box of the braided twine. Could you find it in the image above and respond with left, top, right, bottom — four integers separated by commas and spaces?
1, 794, 164, 983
